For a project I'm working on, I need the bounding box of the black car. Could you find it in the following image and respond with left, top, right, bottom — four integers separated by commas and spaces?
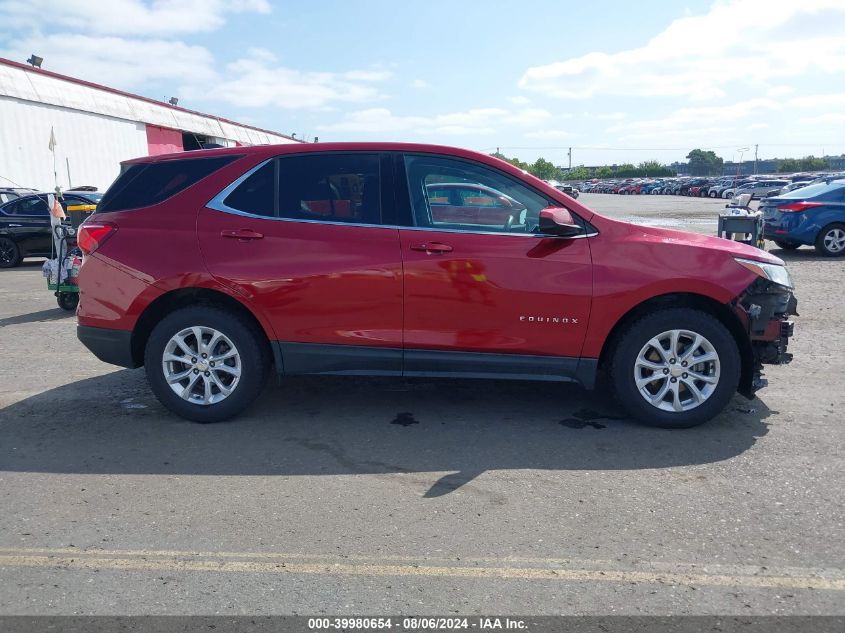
0, 192, 101, 267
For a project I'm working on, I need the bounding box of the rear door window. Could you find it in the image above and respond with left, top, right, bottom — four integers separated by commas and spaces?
214, 154, 384, 224
277, 154, 382, 224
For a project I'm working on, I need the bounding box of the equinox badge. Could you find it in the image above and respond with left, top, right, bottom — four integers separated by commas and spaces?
519, 316, 579, 324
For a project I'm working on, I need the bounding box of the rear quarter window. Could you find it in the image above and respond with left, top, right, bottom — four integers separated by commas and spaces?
97, 155, 240, 213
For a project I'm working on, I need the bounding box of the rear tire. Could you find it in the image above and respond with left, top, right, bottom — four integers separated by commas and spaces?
814, 223, 845, 257
144, 306, 270, 423
609, 308, 740, 428
774, 241, 799, 251
0, 237, 21, 268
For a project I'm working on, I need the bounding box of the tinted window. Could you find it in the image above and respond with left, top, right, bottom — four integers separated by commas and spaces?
277, 154, 381, 224
97, 156, 239, 213
3, 196, 49, 216
224, 161, 275, 217
403, 155, 552, 233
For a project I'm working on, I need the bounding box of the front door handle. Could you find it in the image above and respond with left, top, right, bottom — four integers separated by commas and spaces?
8, 224, 22, 227
221, 229, 264, 240
410, 242, 453, 254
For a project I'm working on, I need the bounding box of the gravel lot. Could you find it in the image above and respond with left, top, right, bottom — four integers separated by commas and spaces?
1, 194, 843, 615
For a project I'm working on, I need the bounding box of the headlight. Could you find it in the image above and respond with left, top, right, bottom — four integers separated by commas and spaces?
735, 257, 794, 289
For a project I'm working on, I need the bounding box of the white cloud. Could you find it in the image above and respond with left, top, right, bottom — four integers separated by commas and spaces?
201, 52, 391, 109
524, 129, 574, 140
800, 113, 845, 126
606, 99, 779, 136
518, 0, 845, 101
586, 112, 626, 121
2, 33, 217, 87
1, 35, 390, 110
319, 107, 552, 136
410, 79, 431, 89
0, 0, 270, 36
787, 93, 845, 108
509, 96, 531, 105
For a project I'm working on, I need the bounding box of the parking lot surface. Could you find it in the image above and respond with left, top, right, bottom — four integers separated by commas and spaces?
1, 195, 843, 615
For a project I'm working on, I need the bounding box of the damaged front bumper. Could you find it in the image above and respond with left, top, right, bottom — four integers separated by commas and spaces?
733, 277, 798, 399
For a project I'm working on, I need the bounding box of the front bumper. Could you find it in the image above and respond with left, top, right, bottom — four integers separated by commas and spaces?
77, 325, 139, 369
733, 278, 798, 398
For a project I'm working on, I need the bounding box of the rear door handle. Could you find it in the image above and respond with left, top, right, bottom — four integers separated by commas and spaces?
8, 224, 22, 227
221, 229, 264, 240
410, 242, 453, 254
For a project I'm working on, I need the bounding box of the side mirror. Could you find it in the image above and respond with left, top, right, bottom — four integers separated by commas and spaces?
538, 207, 582, 237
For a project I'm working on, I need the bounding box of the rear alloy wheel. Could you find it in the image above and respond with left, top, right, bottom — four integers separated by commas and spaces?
815, 223, 845, 257
145, 306, 269, 422
0, 237, 21, 268
610, 308, 740, 428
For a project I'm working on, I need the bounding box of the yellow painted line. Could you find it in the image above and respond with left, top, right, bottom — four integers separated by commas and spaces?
0, 551, 841, 591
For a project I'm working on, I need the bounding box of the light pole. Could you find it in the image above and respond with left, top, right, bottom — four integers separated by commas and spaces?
737, 147, 749, 177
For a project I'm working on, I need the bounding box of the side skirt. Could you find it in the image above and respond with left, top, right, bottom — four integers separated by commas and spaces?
274, 342, 597, 389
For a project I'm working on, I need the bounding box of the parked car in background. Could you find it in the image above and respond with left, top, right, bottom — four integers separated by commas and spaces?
75, 142, 796, 428
732, 180, 790, 200
553, 184, 579, 199
0, 191, 100, 267
779, 181, 813, 195
0, 187, 37, 204
761, 178, 845, 256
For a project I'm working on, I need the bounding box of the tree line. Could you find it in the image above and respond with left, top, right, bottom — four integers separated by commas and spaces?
492, 150, 832, 180
491, 152, 676, 181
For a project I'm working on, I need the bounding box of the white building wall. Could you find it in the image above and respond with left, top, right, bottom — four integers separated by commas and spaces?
0, 96, 148, 192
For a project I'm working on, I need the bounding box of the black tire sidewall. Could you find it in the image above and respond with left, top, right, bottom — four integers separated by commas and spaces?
0, 237, 21, 268
815, 223, 845, 257
57, 293, 79, 311
610, 308, 741, 428
144, 306, 269, 423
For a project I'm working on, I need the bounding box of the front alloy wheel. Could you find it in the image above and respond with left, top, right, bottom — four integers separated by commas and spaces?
635, 330, 719, 413
610, 308, 740, 428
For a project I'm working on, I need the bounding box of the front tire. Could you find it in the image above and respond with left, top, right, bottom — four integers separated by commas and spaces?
609, 308, 740, 428
814, 223, 845, 257
144, 306, 270, 423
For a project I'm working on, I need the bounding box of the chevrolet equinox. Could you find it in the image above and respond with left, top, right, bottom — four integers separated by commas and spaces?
76, 143, 797, 427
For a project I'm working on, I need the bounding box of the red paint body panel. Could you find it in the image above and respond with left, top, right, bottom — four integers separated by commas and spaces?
579, 217, 766, 357
400, 230, 592, 356
197, 210, 403, 347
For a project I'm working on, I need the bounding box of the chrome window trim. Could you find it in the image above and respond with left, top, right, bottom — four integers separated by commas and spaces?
206, 157, 597, 239
206, 158, 275, 216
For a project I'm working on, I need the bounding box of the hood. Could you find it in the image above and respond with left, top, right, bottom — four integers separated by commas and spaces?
596, 216, 785, 265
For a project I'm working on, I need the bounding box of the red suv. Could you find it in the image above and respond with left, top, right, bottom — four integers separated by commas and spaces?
76, 143, 797, 427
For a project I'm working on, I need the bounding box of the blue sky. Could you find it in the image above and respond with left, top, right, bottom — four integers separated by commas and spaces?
2, 0, 844, 167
